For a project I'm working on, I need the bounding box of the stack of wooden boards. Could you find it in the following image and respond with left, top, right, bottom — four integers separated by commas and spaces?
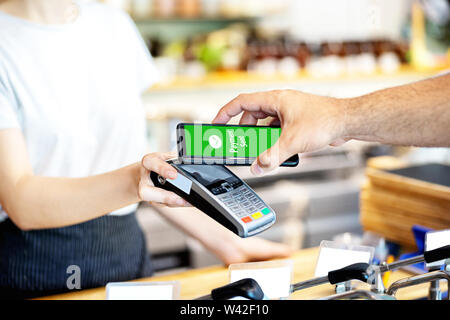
360, 159, 450, 249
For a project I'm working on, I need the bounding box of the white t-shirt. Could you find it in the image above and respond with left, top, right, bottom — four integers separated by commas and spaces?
0, 1, 158, 221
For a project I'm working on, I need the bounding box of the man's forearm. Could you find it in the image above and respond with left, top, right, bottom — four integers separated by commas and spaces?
344, 73, 450, 147
6, 163, 141, 230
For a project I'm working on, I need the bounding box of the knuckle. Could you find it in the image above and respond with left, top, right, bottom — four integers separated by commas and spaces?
258, 154, 271, 167
273, 89, 284, 98
277, 89, 291, 101
142, 153, 155, 166
236, 93, 249, 102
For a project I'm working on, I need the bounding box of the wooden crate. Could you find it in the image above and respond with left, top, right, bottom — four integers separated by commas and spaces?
360, 160, 450, 248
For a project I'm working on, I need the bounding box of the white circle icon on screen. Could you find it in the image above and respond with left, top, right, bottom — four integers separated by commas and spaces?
209, 135, 222, 149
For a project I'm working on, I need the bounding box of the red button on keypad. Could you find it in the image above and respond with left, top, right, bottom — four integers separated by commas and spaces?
241, 216, 252, 223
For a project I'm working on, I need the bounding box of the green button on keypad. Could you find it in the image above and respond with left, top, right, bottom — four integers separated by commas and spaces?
261, 207, 270, 215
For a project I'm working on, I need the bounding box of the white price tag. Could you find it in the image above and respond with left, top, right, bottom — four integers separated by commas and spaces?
106, 281, 180, 300
315, 241, 374, 277
229, 260, 293, 299
425, 229, 450, 268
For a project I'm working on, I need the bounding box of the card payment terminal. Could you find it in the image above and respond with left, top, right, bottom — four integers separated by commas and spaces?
150, 160, 276, 238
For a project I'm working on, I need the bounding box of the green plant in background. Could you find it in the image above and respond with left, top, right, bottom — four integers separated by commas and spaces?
194, 43, 226, 71
193, 30, 229, 71
163, 40, 187, 59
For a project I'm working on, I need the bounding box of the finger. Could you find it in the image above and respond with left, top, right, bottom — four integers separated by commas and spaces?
239, 111, 270, 125
268, 117, 281, 126
212, 92, 280, 124
140, 186, 189, 206
250, 134, 293, 175
163, 150, 178, 159
249, 239, 293, 260
239, 111, 258, 125
166, 200, 192, 208
142, 153, 177, 180
149, 200, 192, 208
329, 138, 349, 147
147, 201, 165, 208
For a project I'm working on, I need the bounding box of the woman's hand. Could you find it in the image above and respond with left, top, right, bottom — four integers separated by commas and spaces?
153, 205, 293, 265
216, 236, 293, 266
139, 152, 191, 207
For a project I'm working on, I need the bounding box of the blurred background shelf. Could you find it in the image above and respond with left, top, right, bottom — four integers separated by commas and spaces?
135, 16, 261, 23
135, 15, 260, 43
147, 67, 445, 91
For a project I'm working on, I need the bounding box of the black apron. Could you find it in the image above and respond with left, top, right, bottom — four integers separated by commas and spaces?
0, 212, 153, 299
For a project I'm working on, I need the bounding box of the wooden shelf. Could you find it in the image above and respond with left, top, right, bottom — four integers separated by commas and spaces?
147, 67, 445, 92
134, 15, 260, 24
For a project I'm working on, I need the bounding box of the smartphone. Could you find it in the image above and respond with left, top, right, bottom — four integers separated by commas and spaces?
176, 123, 299, 166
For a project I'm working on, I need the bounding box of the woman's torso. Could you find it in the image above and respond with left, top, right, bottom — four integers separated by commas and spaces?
0, 2, 158, 296
0, 1, 158, 219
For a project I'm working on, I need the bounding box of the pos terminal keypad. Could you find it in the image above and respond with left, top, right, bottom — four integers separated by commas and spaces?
217, 184, 273, 224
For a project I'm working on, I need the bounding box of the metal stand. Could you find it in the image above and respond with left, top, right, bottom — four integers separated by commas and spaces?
335, 281, 352, 294
427, 265, 445, 300
319, 289, 396, 300
290, 263, 370, 295
387, 270, 450, 300
369, 254, 426, 294
290, 275, 330, 292
368, 246, 450, 298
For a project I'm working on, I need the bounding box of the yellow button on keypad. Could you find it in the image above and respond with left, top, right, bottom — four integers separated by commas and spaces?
251, 212, 263, 220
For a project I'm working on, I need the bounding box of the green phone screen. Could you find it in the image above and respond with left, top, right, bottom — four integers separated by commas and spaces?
183, 124, 281, 158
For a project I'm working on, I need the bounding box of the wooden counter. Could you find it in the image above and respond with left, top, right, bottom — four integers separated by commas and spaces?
37, 247, 443, 300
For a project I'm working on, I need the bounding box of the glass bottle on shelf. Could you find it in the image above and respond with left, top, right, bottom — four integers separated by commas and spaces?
177, 0, 200, 18
200, 0, 220, 17
132, 0, 154, 19
154, 0, 176, 17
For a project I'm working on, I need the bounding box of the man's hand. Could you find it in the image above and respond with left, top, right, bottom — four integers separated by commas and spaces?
213, 74, 450, 176
213, 90, 347, 175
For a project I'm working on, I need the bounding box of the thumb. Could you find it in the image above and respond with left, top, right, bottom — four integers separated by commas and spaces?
250, 136, 292, 176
